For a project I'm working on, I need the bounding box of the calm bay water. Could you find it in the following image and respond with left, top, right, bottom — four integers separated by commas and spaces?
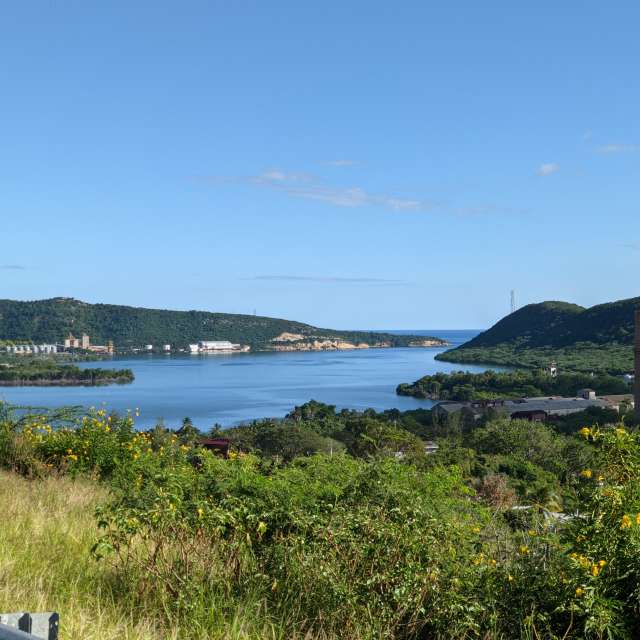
0, 330, 491, 429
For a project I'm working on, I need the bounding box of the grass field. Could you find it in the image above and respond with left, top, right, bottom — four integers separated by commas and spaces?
0, 472, 296, 640
0, 472, 161, 639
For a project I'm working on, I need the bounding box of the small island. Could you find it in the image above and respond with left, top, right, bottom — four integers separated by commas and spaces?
0, 360, 134, 386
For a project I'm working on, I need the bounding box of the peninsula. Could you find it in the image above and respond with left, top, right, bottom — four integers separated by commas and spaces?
0, 297, 448, 353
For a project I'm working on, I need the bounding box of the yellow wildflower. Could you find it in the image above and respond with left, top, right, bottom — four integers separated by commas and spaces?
519, 546, 529, 555
621, 515, 632, 530
579, 427, 591, 438
598, 560, 606, 568
197, 508, 204, 519
575, 587, 584, 597
580, 469, 592, 479
591, 565, 600, 577
636, 513, 640, 526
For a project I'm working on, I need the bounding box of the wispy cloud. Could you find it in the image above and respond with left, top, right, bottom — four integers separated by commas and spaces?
623, 242, 640, 252
202, 169, 432, 212
0, 264, 26, 270
598, 144, 640, 154
244, 275, 407, 285
537, 163, 560, 176
583, 130, 593, 141
324, 159, 358, 167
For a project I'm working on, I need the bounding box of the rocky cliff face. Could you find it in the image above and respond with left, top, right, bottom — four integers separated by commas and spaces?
269, 337, 446, 352
271, 339, 370, 352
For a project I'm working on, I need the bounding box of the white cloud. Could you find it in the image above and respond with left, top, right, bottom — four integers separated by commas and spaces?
198, 168, 521, 216
598, 144, 640, 154
202, 169, 433, 213
0, 264, 26, 270
537, 163, 560, 176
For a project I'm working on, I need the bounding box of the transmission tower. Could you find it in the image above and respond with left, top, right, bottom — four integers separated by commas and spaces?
510, 290, 516, 314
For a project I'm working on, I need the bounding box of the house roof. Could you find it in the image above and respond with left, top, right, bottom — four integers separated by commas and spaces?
434, 397, 606, 416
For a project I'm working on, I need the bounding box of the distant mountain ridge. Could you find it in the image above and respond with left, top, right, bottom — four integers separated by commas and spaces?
0, 297, 446, 352
436, 296, 640, 374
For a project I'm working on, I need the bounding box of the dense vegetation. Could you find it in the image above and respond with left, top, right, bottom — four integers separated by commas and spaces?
0, 359, 133, 385
2, 399, 640, 638
397, 369, 631, 401
0, 297, 445, 351
437, 297, 640, 374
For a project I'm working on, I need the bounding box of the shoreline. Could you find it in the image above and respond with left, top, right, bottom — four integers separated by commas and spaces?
0, 379, 133, 387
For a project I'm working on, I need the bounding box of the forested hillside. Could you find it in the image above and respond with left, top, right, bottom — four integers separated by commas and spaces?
0, 298, 444, 351
436, 296, 639, 373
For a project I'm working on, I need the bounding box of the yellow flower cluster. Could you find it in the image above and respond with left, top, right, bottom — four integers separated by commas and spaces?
570, 553, 606, 577
620, 513, 640, 529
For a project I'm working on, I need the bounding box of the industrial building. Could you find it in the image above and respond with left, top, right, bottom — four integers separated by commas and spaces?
63, 334, 114, 354
189, 341, 248, 353
3, 343, 58, 355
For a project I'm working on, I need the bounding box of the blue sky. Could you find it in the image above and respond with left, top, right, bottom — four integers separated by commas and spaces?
1, 1, 638, 329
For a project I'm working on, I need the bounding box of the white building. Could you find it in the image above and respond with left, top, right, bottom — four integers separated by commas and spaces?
163, 344, 171, 352
199, 341, 238, 351
189, 341, 246, 353
4, 343, 58, 355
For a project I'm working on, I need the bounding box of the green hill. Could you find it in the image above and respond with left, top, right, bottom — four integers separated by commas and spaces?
0, 297, 446, 352
436, 296, 640, 374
